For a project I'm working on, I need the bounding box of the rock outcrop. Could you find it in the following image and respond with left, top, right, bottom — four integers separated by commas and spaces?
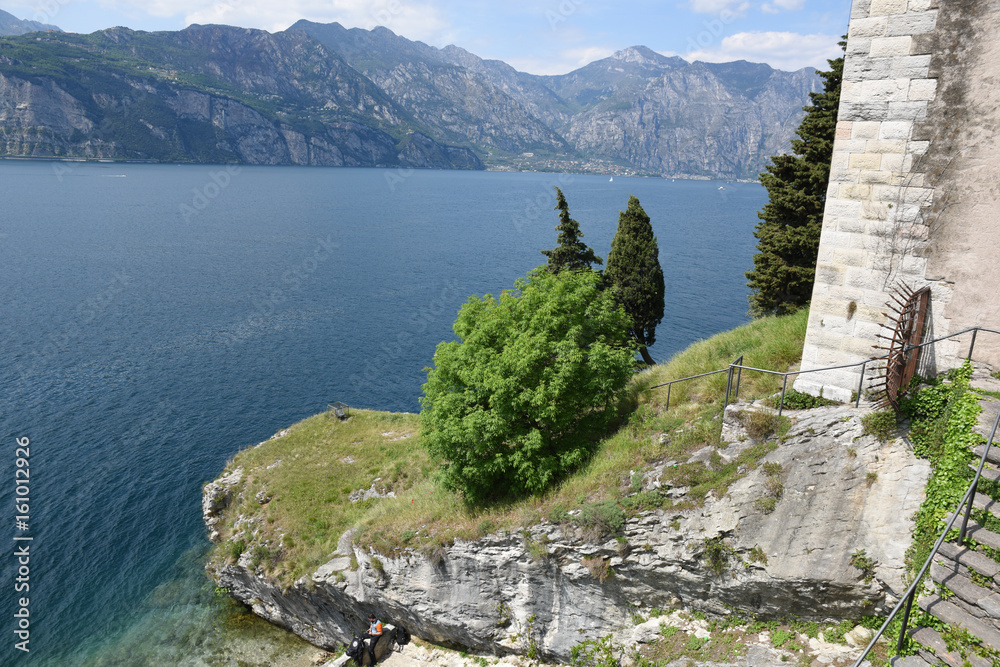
204, 403, 929, 661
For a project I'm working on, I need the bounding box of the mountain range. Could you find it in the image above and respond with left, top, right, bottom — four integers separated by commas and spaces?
0, 14, 820, 177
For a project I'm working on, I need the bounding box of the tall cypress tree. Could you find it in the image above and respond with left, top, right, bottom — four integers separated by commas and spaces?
541, 187, 602, 272
605, 195, 664, 366
745, 44, 844, 317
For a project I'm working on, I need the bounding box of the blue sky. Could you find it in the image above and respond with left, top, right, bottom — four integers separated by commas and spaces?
4, 0, 852, 73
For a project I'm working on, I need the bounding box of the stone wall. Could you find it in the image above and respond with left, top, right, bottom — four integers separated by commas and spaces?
797, 0, 1000, 401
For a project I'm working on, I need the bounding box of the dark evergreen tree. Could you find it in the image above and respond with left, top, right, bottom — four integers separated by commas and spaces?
541, 187, 602, 272
605, 195, 665, 366
746, 43, 844, 317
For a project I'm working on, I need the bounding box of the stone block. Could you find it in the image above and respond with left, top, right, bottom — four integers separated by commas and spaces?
901, 186, 933, 206
908, 0, 935, 10
845, 57, 892, 82
886, 10, 938, 37
859, 169, 892, 185
847, 37, 874, 57
851, 16, 889, 38
851, 120, 881, 140
833, 248, 866, 267
845, 267, 883, 291
908, 78, 938, 101
836, 139, 871, 154
869, 36, 913, 58
907, 140, 930, 155
842, 102, 890, 122
837, 213, 869, 233
836, 120, 853, 140
841, 183, 873, 200
852, 0, 874, 18
867, 139, 907, 154
869, 0, 909, 15
878, 120, 913, 140
871, 184, 901, 202
826, 198, 863, 219
889, 54, 932, 78
847, 16, 889, 39
887, 100, 929, 121
816, 264, 847, 286
830, 150, 851, 170
860, 78, 910, 103
849, 153, 883, 170
880, 152, 905, 172
829, 166, 860, 184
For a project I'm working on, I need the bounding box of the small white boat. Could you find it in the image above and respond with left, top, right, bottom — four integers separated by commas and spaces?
609, 176, 614, 182
718, 186, 725, 190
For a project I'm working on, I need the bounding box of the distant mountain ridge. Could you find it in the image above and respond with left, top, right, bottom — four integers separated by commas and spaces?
0, 19, 820, 176
0, 8, 60, 35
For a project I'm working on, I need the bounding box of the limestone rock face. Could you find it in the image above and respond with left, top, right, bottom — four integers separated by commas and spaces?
205, 403, 929, 661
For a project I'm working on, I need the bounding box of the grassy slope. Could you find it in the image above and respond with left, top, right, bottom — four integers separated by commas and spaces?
209, 309, 810, 584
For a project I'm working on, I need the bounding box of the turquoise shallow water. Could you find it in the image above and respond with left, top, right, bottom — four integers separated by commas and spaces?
0, 162, 765, 664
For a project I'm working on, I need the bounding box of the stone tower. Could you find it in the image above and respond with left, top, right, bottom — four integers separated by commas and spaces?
796, 0, 1000, 401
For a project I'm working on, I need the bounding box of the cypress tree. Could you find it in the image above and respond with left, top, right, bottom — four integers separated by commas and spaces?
541, 187, 602, 272
605, 195, 665, 366
745, 44, 844, 317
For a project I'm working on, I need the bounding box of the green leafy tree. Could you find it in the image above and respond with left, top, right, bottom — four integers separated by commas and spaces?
604, 195, 665, 366
541, 187, 602, 272
746, 44, 844, 317
420, 269, 635, 504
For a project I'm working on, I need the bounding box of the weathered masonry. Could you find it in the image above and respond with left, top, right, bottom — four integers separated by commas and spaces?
797, 0, 1000, 401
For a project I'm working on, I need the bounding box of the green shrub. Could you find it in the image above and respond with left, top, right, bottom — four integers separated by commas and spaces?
576, 500, 626, 538
771, 388, 839, 410
861, 410, 896, 442
420, 268, 636, 504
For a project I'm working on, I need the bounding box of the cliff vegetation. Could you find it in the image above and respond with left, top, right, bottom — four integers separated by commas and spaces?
206, 309, 809, 584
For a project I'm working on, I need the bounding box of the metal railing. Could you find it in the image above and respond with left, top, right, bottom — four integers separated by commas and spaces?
850, 407, 1000, 666
651, 325, 1000, 417
649, 323, 1000, 665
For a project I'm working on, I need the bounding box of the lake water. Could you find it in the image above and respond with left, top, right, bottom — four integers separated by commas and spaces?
0, 162, 765, 665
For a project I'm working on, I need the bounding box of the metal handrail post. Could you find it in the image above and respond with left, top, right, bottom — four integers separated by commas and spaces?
666, 383, 672, 412
734, 355, 744, 401
724, 364, 734, 408
896, 590, 915, 653
960, 478, 978, 544
968, 328, 979, 360
856, 360, 866, 408
778, 375, 789, 417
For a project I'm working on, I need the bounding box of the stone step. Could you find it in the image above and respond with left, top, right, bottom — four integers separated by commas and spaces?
931, 558, 993, 618
972, 443, 1000, 467
964, 522, 1000, 553
973, 492, 1000, 524
909, 626, 992, 667
938, 541, 1000, 581
969, 462, 1000, 484
931, 559, 1000, 622
919, 593, 1000, 650
889, 654, 933, 667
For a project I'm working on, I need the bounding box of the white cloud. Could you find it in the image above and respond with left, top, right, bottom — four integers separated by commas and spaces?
761, 0, 805, 13
684, 31, 842, 71
507, 46, 616, 75
687, 0, 750, 15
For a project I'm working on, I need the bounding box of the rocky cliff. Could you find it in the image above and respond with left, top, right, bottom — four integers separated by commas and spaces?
0, 22, 818, 176
203, 402, 928, 661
